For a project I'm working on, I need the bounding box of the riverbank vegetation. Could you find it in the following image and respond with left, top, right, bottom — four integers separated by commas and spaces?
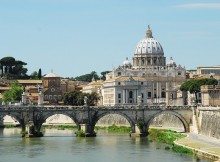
148, 128, 193, 154
42, 125, 78, 130
42, 124, 131, 133
95, 125, 131, 133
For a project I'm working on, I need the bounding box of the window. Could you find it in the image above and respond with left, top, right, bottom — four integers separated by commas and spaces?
161, 92, 166, 98
118, 100, 121, 103
118, 82, 121, 85
141, 93, 144, 98
178, 72, 181, 75
118, 93, 121, 99
148, 92, 151, 98
118, 72, 121, 76
129, 91, 133, 98
141, 82, 144, 85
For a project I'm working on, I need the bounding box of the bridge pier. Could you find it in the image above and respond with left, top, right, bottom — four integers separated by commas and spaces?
130, 124, 148, 137
0, 115, 4, 128
76, 124, 96, 137
23, 121, 43, 138
25, 121, 35, 138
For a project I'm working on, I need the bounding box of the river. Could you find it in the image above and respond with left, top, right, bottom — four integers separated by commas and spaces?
0, 128, 212, 162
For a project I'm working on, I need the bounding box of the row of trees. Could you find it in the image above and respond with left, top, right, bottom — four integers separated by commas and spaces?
74, 71, 111, 82
0, 57, 111, 81
0, 56, 42, 80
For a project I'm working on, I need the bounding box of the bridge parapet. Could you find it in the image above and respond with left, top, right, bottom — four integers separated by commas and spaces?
197, 106, 220, 111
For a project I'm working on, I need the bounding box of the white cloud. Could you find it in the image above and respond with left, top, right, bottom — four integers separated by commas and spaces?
175, 3, 220, 9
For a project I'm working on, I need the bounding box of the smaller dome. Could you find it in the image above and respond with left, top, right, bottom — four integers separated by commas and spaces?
123, 57, 131, 66
167, 57, 176, 66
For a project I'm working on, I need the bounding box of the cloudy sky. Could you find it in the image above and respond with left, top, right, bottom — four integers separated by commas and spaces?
0, 0, 220, 77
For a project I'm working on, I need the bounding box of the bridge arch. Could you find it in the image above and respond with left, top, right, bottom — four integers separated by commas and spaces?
36, 112, 80, 131
146, 110, 190, 132
0, 113, 23, 126
92, 111, 135, 133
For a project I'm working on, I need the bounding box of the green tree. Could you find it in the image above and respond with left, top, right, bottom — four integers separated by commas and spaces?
74, 71, 99, 82
180, 78, 218, 103
30, 71, 38, 79
101, 71, 111, 80
63, 90, 81, 105
63, 90, 99, 106
3, 82, 23, 104
38, 68, 42, 79
87, 92, 99, 106
0, 56, 28, 79
0, 56, 15, 75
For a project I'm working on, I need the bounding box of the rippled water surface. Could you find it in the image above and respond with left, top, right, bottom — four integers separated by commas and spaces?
0, 128, 211, 162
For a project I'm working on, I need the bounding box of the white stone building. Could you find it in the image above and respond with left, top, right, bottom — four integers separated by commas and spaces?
102, 26, 186, 106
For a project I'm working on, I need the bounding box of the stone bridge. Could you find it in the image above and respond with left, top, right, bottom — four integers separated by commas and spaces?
0, 105, 195, 137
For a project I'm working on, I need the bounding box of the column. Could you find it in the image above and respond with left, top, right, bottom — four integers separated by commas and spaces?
38, 91, 44, 106
166, 82, 170, 106
22, 92, 26, 105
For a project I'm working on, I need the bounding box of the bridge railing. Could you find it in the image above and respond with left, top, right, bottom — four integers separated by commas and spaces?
0, 105, 194, 111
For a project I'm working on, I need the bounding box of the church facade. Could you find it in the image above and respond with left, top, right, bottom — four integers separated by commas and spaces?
101, 26, 186, 106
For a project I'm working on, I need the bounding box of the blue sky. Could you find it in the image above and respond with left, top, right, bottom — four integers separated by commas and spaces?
0, 0, 220, 77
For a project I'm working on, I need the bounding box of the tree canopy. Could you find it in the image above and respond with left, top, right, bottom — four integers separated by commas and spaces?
74, 71, 110, 82
180, 78, 218, 103
2, 82, 23, 104
74, 71, 99, 82
180, 78, 218, 93
63, 90, 99, 106
0, 56, 28, 79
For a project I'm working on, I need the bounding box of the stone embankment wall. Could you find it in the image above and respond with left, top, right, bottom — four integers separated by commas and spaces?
150, 114, 184, 128
96, 114, 130, 126
198, 107, 220, 139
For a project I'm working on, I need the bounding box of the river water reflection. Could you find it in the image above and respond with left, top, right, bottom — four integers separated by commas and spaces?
0, 128, 212, 162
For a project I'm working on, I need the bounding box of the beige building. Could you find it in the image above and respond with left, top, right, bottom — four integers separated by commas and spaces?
61, 79, 76, 94
201, 85, 220, 106
187, 66, 220, 81
102, 26, 186, 106
18, 79, 43, 104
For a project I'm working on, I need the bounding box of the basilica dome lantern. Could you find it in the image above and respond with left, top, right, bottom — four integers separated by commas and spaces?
132, 25, 166, 69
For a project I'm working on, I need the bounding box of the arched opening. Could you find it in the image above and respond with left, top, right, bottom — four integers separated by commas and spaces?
3, 115, 20, 126
147, 112, 188, 133
1, 115, 22, 137
41, 113, 78, 137
94, 113, 134, 135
